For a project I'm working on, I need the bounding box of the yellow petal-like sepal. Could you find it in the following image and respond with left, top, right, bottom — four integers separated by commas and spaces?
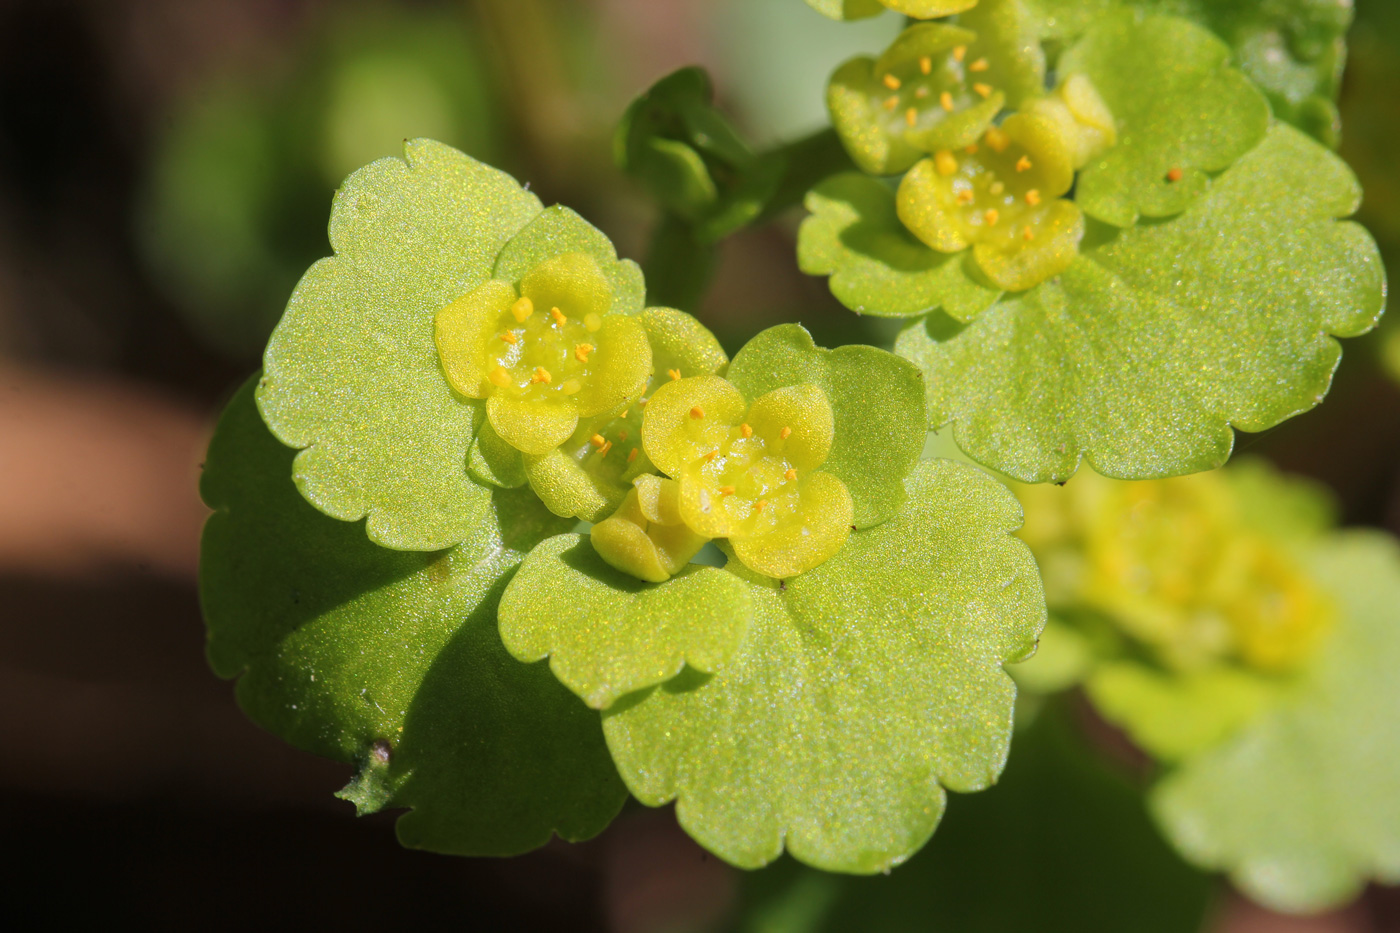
592, 485, 710, 584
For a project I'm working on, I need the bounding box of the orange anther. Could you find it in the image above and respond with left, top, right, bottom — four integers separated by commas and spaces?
499, 331, 518, 344
940, 91, 955, 112
690, 406, 705, 420
1023, 226, 1035, 241
1025, 189, 1042, 206
784, 469, 797, 481
985, 127, 1010, 152
973, 83, 993, 98
740, 423, 753, 438
754, 499, 768, 514
969, 58, 990, 72
620, 409, 629, 419
719, 485, 736, 496
550, 307, 568, 326
1016, 155, 1033, 173
704, 449, 720, 461
531, 367, 552, 384
953, 46, 967, 63
882, 73, 901, 90
883, 95, 899, 111
574, 342, 594, 362
590, 434, 606, 447
1167, 166, 1184, 183
984, 208, 1000, 226
919, 55, 932, 75
668, 368, 682, 381
627, 447, 638, 463
598, 440, 613, 456
779, 426, 792, 440
957, 189, 976, 205
965, 143, 979, 155
906, 107, 918, 127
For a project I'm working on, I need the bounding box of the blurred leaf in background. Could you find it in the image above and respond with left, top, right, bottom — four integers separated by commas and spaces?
139, 3, 501, 361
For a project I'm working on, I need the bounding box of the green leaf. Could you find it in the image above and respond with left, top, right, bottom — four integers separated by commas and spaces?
467, 416, 528, 489
491, 205, 646, 316
805, 0, 895, 20
732, 708, 1212, 933
726, 324, 927, 528
201, 378, 627, 855
498, 534, 755, 709
257, 138, 543, 551
1059, 12, 1271, 227
1152, 532, 1400, 912
602, 459, 1045, 872
1087, 661, 1278, 762
798, 173, 1001, 320
897, 124, 1384, 483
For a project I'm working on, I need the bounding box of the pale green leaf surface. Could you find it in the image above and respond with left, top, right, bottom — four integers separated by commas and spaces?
257, 138, 542, 551
467, 415, 528, 489
491, 205, 646, 317
1087, 661, 1278, 762
602, 460, 1045, 872
498, 534, 755, 709
202, 379, 626, 855
1060, 13, 1271, 227
798, 173, 1001, 321
897, 125, 1384, 483
726, 324, 927, 527
805, 0, 899, 20
733, 709, 1211, 933
1152, 532, 1400, 913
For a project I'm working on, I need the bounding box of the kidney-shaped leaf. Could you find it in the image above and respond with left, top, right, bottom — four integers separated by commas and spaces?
897, 125, 1384, 483
201, 379, 627, 856
602, 459, 1045, 873
257, 139, 544, 552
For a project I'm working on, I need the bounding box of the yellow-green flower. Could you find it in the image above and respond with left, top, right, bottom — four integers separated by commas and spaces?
808, 0, 978, 22
591, 474, 710, 584
896, 76, 1116, 291
435, 251, 651, 455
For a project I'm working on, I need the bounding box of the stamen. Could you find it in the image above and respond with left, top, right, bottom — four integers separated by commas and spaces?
883, 95, 899, 111
940, 91, 955, 112
704, 449, 720, 461
984, 208, 1000, 226
973, 83, 993, 98
985, 127, 1010, 153
1023, 226, 1035, 241
590, 434, 606, 447
1025, 189, 1042, 206
627, 447, 638, 463
740, 423, 753, 438
668, 368, 682, 381
882, 73, 901, 90
779, 426, 793, 440
583, 312, 602, 332
719, 485, 736, 496
1167, 166, 1184, 183
905, 107, 918, 127
620, 410, 629, 419
598, 440, 613, 456
510, 297, 534, 322
969, 58, 990, 72
499, 331, 518, 344
531, 366, 552, 384
1016, 155, 1033, 173
784, 468, 798, 481
489, 367, 512, 388
618, 429, 629, 442
953, 46, 967, 63
956, 189, 976, 205
754, 499, 768, 514
574, 342, 594, 362
934, 150, 959, 176
965, 143, 979, 155
550, 307, 568, 326
690, 406, 705, 419
919, 55, 932, 75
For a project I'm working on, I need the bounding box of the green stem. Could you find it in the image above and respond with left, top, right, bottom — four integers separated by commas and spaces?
642, 214, 720, 312
754, 128, 855, 226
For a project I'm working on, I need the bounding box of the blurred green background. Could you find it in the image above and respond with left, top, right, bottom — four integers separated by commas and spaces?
0, 0, 1397, 929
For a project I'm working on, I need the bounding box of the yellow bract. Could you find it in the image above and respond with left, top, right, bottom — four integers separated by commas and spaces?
593, 375, 854, 583
434, 252, 650, 455
1020, 472, 1335, 675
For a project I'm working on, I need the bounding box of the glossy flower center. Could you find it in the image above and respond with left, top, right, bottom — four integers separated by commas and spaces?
486, 297, 603, 402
